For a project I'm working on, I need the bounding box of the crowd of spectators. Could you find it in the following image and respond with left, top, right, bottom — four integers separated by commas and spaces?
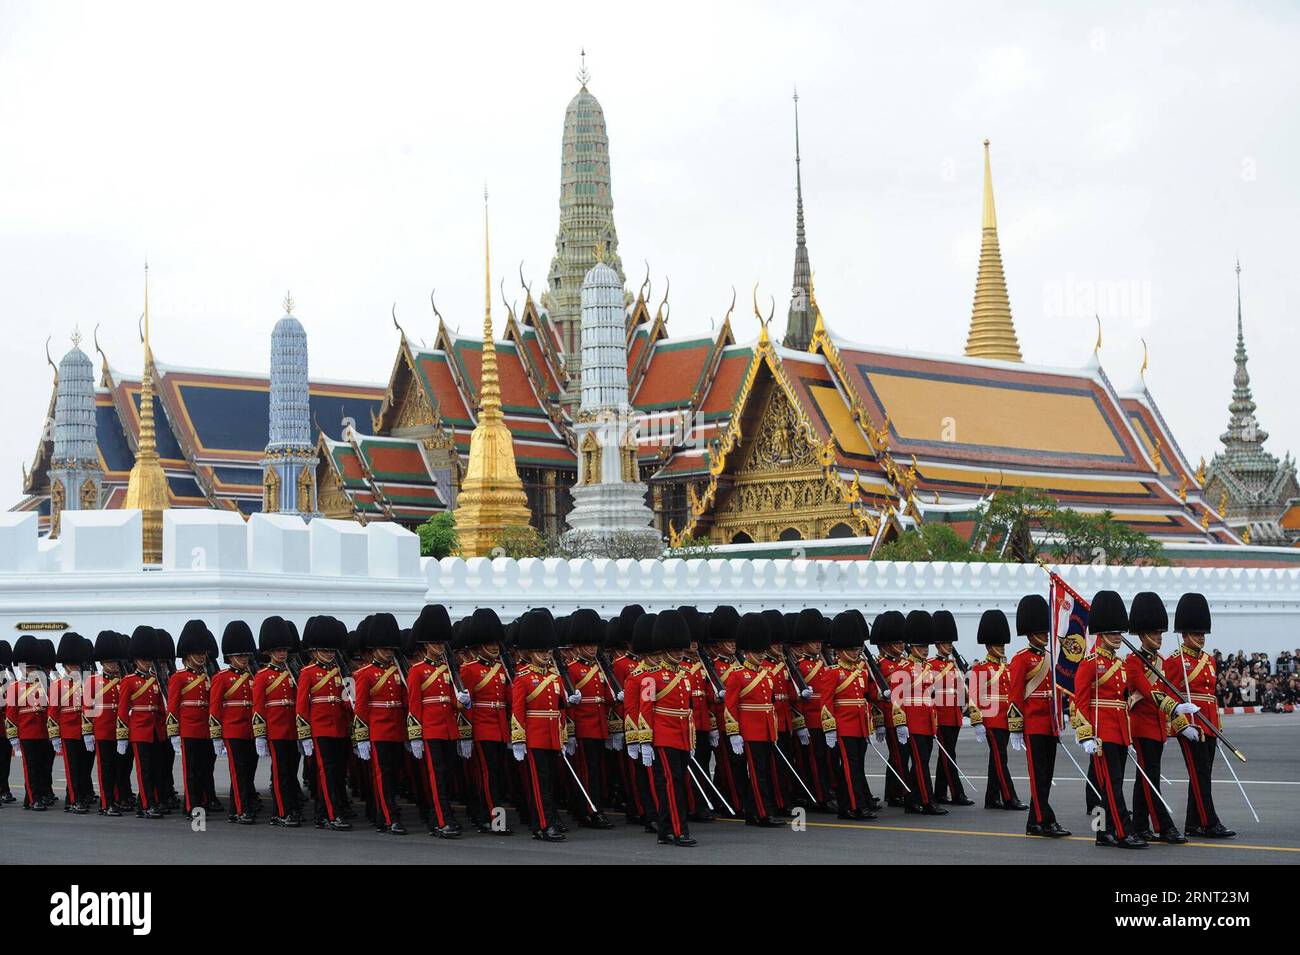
1211, 649, 1300, 711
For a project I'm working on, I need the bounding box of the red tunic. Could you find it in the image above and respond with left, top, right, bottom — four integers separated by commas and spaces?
252, 664, 298, 742
460, 658, 510, 743
10, 677, 51, 741
967, 657, 1011, 731
85, 672, 124, 741
1163, 647, 1219, 732
686, 660, 715, 736
294, 662, 351, 740
209, 667, 255, 741
510, 663, 564, 751
829, 663, 873, 737
1007, 645, 1057, 736
351, 662, 410, 743
797, 656, 833, 733
928, 656, 964, 728
763, 658, 796, 733
117, 670, 167, 743
644, 664, 695, 751
407, 659, 459, 742
893, 653, 937, 736
722, 660, 777, 742
1124, 651, 1184, 741
166, 666, 211, 740
48, 675, 91, 739
623, 661, 653, 745
566, 657, 610, 740
1071, 647, 1131, 746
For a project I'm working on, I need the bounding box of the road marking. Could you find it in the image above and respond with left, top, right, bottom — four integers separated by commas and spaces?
865, 773, 1300, 785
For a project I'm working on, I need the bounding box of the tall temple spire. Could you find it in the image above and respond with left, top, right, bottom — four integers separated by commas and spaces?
453, 189, 533, 556
49, 326, 102, 537
261, 288, 318, 517
963, 140, 1023, 362
1221, 258, 1268, 456
123, 262, 168, 562
784, 85, 816, 350
547, 60, 624, 407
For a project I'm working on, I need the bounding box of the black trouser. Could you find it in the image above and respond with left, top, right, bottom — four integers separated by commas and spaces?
714, 740, 747, 817
691, 735, 713, 814
310, 736, 349, 822
129, 740, 169, 810
1023, 733, 1059, 828
983, 727, 1020, 807
632, 752, 658, 824
468, 739, 508, 826
883, 727, 908, 803
368, 740, 405, 827
802, 729, 834, 806
178, 738, 211, 813
1177, 735, 1221, 831
740, 740, 779, 819
521, 747, 560, 831
932, 725, 967, 801
573, 737, 605, 815
653, 746, 691, 838
421, 738, 459, 829
267, 738, 302, 819
223, 738, 257, 817
835, 735, 871, 813
19, 738, 55, 806
0, 733, 12, 795
115, 740, 135, 804
1131, 736, 1176, 834
59, 737, 93, 806
905, 733, 935, 809
1084, 741, 1132, 839
95, 740, 125, 809
774, 731, 795, 808
160, 741, 176, 799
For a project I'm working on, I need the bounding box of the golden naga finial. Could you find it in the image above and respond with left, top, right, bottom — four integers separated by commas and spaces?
1200, 506, 1210, 531
1139, 337, 1149, 382
722, 285, 736, 330
70, 324, 82, 348
1218, 489, 1228, 515
593, 239, 608, 264
1093, 314, 1103, 354
1195, 457, 1206, 484
1242, 524, 1252, 544
1178, 473, 1188, 503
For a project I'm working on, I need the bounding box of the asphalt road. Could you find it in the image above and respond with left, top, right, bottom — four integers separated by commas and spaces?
6, 717, 1297, 865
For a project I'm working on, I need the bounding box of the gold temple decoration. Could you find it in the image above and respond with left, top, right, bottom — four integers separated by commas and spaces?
1178, 473, 1188, 503
964, 140, 1023, 362
123, 262, 168, 563
1195, 457, 1206, 485
1242, 524, 1251, 545
452, 189, 533, 556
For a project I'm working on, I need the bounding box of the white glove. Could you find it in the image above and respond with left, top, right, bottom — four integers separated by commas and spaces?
116, 740, 128, 756
825, 730, 838, 749
729, 734, 744, 755
708, 729, 719, 748
410, 740, 425, 760
610, 732, 624, 752
974, 724, 986, 745
11, 738, 21, 755
52, 737, 63, 755
1175, 701, 1199, 716
357, 740, 371, 761
1081, 738, 1098, 756
83, 734, 95, 752
567, 691, 582, 705
1180, 726, 1199, 743
615, 690, 624, 703
641, 745, 655, 767
896, 726, 910, 745
875, 726, 886, 743
255, 737, 269, 759
799, 686, 813, 700
301, 739, 314, 757
1010, 732, 1024, 752
627, 742, 641, 760
171, 737, 181, 755
564, 736, 577, 756
456, 690, 471, 707
796, 727, 810, 746
718, 688, 726, 702
458, 740, 472, 759
213, 739, 226, 758
512, 742, 526, 762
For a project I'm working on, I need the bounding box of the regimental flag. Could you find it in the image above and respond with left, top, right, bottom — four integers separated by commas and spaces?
1046, 568, 1091, 731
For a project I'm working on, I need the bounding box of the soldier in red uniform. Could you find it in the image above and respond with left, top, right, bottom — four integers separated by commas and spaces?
639, 610, 698, 847
822, 611, 879, 819
929, 611, 973, 807
0, 638, 14, 806
167, 620, 214, 819
407, 603, 463, 838
254, 616, 301, 827
1072, 590, 1145, 848
459, 608, 514, 835
897, 611, 944, 815
789, 609, 834, 812
872, 611, 911, 808
723, 613, 784, 828
296, 615, 353, 831
678, 606, 716, 823
966, 610, 1025, 811
210, 621, 258, 825
702, 606, 746, 817
351, 612, 410, 835
9, 635, 55, 810
1166, 592, 1235, 839
601, 611, 635, 821
510, 609, 569, 842
49, 633, 94, 813
1125, 592, 1191, 844
1008, 594, 1070, 838
760, 610, 797, 814
565, 608, 615, 829
117, 627, 169, 819
87, 632, 131, 814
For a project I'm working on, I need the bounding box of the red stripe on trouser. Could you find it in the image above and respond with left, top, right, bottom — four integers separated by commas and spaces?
803, 739, 824, 801
371, 749, 392, 825
837, 739, 857, 811
226, 747, 243, 815
643, 760, 660, 811
133, 743, 149, 809
269, 742, 285, 817
61, 744, 77, 804
769, 751, 786, 808
180, 741, 192, 813
744, 746, 767, 817
1093, 750, 1125, 838
658, 748, 682, 836
1179, 738, 1208, 826
1134, 746, 1159, 830
1023, 735, 1042, 823
622, 752, 642, 816
525, 751, 547, 829
718, 747, 740, 810
939, 735, 957, 792
97, 745, 110, 809
313, 739, 336, 819
908, 738, 930, 802
423, 744, 446, 828
989, 735, 1011, 800
473, 742, 496, 816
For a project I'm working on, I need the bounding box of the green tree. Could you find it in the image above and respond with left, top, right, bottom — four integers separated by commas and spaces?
491, 524, 549, 559
663, 534, 713, 560
972, 487, 1060, 562
1042, 509, 1168, 566
417, 512, 459, 559
873, 523, 987, 562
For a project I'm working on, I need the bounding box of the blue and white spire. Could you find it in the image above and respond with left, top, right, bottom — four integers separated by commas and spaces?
49, 328, 103, 536
261, 293, 318, 517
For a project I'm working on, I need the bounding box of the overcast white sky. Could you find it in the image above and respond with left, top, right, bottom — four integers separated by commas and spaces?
2, 1, 1298, 500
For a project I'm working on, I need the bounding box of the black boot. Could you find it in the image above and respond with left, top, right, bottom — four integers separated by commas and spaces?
1159, 827, 1188, 845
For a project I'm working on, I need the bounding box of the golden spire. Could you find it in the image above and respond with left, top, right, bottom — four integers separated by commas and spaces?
123, 261, 168, 563
963, 140, 1023, 363
452, 189, 532, 556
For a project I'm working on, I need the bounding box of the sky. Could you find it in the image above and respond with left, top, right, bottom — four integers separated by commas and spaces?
2, 1, 1298, 502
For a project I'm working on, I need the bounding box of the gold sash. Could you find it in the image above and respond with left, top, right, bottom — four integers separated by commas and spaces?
183, 672, 207, 695
472, 663, 502, 692
373, 665, 398, 691
525, 673, 558, 704
130, 676, 157, 701
420, 665, 448, 692
311, 668, 340, 694
223, 672, 249, 699
573, 664, 601, 693
655, 670, 687, 702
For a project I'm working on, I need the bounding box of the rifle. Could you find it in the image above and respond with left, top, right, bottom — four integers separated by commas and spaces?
951, 646, 970, 674
696, 647, 727, 697
443, 645, 466, 696
552, 648, 578, 698
595, 650, 623, 698
782, 645, 812, 696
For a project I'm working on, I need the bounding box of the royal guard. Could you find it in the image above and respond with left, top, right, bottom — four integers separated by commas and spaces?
624, 612, 662, 832
928, 612, 973, 806
871, 611, 911, 808
789, 608, 834, 812
210, 620, 258, 825
723, 613, 784, 828
510, 610, 569, 842
1166, 593, 1235, 839
407, 604, 463, 839
1008, 594, 1070, 838
459, 608, 514, 835
116, 627, 169, 819
703, 606, 746, 817
678, 606, 716, 823
760, 610, 798, 813
1125, 592, 1192, 844
966, 610, 1025, 811
50, 633, 95, 813
0, 639, 15, 806
296, 615, 353, 831
254, 616, 302, 828
608, 605, 646, 825
822, 611, 879, 820
9, 636, 55, 811
167, 620, 215, 819
898, 611, 945, 816
565, 608, 615, 829
640, 610, 698, 847
351, 612, 410, 835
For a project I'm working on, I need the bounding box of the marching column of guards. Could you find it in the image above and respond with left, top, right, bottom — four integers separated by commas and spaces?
0, 590, 1238, 848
